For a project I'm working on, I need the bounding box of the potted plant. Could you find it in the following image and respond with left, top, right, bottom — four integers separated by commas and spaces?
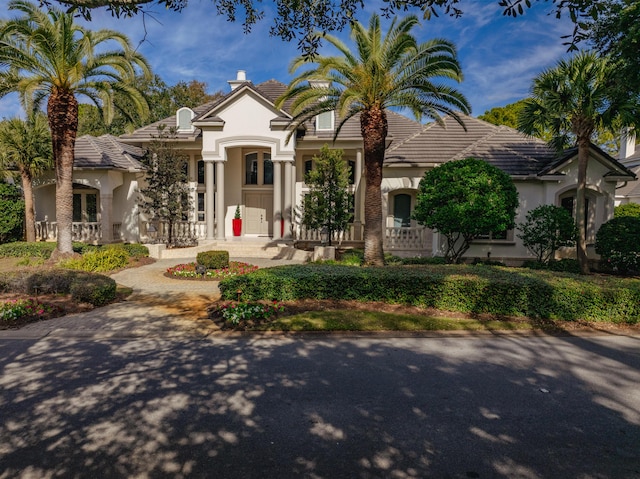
232, 205, 242, 236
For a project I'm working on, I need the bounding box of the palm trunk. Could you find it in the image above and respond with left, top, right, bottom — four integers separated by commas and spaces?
361, 106, 387, 266
575, 137, 590, 274
20, 169, 36, 242
48, 89, 78, 255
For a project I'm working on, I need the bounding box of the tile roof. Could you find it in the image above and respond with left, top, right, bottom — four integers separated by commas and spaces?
385, 115, 558, 175
74, 135, 145, 171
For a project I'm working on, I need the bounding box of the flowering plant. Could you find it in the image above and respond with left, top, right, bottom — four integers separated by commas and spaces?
210, 301, 285, 325
0, 299, 54, 323
167, 261, 258, 280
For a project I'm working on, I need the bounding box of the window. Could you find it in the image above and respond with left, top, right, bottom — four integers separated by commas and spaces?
197, 160, 205, 184
475, 229, 513, 241
73, 192, 98, 222
393, 194, 412, 228
316, 111, 334, 131
348, 160, 356, 185
304, 159, 313, 178
263, 153, 273, 185
246, 152, 258, 185
176, 107, 193, 131
244, 151, 272, 185
197, 193, 205, 222
560, 192, 594, 239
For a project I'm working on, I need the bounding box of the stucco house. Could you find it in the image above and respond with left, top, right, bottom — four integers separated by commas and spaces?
33, 70, 637, 262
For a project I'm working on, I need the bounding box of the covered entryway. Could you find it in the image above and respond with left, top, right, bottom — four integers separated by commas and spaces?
244, 192, 273, 236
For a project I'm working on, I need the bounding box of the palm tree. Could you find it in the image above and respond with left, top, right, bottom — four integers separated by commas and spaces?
0, 0, 150, 255
276, 13, 470, 266
0, 113, 52, 242
518, 51, 638, 274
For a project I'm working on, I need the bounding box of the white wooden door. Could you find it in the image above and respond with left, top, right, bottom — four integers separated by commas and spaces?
244, 192, 272, 235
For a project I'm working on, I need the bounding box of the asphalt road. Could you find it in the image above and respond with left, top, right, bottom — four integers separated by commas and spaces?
0, 334, 639, 479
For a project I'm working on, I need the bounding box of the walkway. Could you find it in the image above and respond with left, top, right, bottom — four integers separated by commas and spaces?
2, 256, 305, 340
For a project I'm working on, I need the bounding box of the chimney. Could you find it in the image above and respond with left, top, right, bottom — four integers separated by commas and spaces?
619, 127, 636, 161
228, 70, 248, 91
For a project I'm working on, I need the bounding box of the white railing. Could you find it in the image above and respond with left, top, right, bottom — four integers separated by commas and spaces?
35, 220, 103, 243
143, 220, 206, 245
384, 226, 429, 251
295, 223, 362, 243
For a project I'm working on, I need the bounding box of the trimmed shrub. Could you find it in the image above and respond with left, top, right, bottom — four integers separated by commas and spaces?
219, 264, 640, 323
61, 248, 129, 272
400, 256, 447, 265
197, 250, 230, 270
595, 217, 640, 274
614, 203, 640, 219
0, 241, 57, 258
70, 274, 117, 306
517, 205, 577, 264
117, 243, 149, 258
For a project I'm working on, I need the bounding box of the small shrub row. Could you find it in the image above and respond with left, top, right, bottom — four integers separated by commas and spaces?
61, 248, 130, 272
219, 264, 640, 323
209, 301, 285, 325
0, 241, 149, 260
0, 269, 117, 306
197, 250, 230, 270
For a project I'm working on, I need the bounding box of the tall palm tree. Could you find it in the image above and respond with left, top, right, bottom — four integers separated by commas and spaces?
0, 0, 150, 255
0, 113, 52, 242
518, 51, 638, 274
276, 13, 470, 266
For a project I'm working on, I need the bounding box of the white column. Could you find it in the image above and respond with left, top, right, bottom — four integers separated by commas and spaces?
100, 193, 113, 243
283, 159, 294, 239
354, 149, 363, 240
205, 159, 215, 239
188, 154, 197, 223
215, 159, 226, 240
272, 160, 282, 240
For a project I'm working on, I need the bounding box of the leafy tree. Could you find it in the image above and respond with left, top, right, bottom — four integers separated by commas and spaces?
595, 216, 640, 274
39, 0, 607, 55
588, 1, 640, 108
78, 76, 223, 136
0, 0, 150, 255
0, 114, 52, 242
518, 51, 639, 274
614, 203, 640, 219
479, 100, 529, 130
413, 157, 519, 264
139, 126, 192, 246
302, 145, 351, 246
517, 205, 577, 264
0, 181, 25, 243
276, 13, 469, 265
480, 99, 620, 154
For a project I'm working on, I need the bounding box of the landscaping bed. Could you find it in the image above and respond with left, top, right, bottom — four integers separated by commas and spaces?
0, 292, 95, 330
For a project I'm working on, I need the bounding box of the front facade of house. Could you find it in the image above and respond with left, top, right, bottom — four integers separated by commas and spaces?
33, 71, 637, 263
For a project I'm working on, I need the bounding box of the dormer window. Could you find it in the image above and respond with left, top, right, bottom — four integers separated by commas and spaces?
316, 111, 334, 131
176, 107, 194, 132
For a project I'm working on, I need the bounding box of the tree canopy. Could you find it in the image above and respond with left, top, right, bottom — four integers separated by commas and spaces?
38, 0, 609, 55
276, 13, 469, 265
413, 157, 519, 264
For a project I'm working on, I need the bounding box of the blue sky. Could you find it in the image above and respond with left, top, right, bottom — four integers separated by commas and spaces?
0, 0, 576, 121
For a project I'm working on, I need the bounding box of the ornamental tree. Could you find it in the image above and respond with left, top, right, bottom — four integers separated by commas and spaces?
517, 205, 577, 264
139, 126, 192, 246
302, 145, 351, 247
413, 157, 519, 264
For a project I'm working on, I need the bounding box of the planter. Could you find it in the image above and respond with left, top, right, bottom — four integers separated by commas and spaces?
232, 218, 242, 236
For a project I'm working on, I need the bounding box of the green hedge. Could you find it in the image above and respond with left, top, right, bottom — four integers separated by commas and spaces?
219, 264, 640, 323
0, 241, 149, 259
0, 269, 117, 306
197, 250, 230, 269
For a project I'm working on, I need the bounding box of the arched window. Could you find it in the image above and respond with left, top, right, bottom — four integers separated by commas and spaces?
176, 107, 194, 132
393, 193, 412, 228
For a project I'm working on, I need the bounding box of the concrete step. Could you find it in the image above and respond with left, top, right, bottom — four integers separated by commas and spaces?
146, 240, 311, 261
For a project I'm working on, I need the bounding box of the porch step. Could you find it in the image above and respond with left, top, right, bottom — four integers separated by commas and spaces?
145, 239, 312, 262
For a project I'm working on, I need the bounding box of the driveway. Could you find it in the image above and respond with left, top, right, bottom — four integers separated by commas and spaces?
0, 334, 639, 478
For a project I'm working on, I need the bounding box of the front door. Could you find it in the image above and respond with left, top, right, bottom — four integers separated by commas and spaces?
244, 192, 273, 236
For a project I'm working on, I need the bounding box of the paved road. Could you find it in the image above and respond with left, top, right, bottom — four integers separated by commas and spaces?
1, 334, 639, 478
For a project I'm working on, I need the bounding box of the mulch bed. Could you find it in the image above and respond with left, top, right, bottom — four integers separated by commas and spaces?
0, 293, 95, 330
